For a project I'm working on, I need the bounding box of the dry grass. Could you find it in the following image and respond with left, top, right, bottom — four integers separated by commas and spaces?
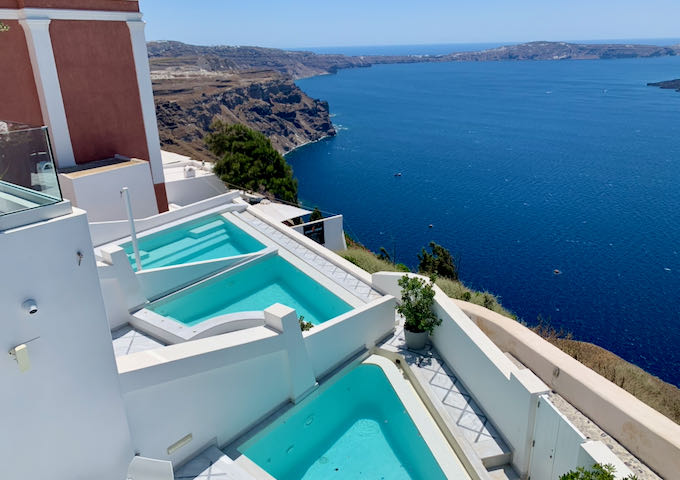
548, 338, 680, 424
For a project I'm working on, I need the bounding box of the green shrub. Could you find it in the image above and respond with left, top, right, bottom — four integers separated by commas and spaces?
298, 315, 313, 332
310, 207, 323, 222
559, 463, 637, 480
418, 241, 459, 280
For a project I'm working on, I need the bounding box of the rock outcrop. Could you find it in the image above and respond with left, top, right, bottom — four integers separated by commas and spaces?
648, 78, 680, 92
153, 72, 335, 160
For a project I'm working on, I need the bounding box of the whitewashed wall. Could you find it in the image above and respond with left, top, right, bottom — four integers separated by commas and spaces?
121, 343, 289, 465
0, 209, 133, 480
457, 300, 680, 480
165, 174, 229, 206
117, 298, 394, 466
58, 160, 158, 222
305, 296, 396, 378
530, 395, 632, 479
292, 215, 347, 251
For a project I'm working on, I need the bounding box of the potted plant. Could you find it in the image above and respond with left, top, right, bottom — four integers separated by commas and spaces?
396, 274, 442, 349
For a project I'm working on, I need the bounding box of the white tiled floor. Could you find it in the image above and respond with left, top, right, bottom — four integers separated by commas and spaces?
111, 325, 164, 357
380, 317, 511, 468
235, 211, 382, 303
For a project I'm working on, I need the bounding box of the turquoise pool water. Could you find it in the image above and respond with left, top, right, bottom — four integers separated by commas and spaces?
239, 364, 447, 480
122, 214, 265, 271
148, 255, 352, 326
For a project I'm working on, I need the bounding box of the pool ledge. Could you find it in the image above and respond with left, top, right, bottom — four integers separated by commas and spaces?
131, 308, 266, 345
363, 354, 474, 480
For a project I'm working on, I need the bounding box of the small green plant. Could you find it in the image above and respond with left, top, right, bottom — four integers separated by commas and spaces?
559, 463, 638, 480
418, 241, 459, 281
310, 207, 323, 222
396, 275, 442, 334
395, 263, 410, 272
0, 21, 10, 33
298, 315, 313, 332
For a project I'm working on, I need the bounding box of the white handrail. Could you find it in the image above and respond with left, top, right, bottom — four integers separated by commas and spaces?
120, 187, 142, 271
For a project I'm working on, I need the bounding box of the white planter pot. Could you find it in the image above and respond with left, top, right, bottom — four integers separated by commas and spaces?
404, 329, 428, 350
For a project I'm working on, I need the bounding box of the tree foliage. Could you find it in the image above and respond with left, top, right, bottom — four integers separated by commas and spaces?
205, 122, 298, 203
418, 241, 459, 281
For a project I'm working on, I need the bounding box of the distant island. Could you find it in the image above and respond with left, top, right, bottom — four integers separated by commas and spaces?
648, 79, 680, 92
149, 40, 680, 160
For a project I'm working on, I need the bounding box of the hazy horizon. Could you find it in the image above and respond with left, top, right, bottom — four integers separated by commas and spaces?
140, 0, 680, 49
149, 37, 680, 54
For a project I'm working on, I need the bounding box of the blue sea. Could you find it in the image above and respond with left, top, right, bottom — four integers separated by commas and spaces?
287, 54, 680, 386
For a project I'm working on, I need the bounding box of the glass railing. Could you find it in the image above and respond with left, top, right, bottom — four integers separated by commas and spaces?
0, 121, 63, 216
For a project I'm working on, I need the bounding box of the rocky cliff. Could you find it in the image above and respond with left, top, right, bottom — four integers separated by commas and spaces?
153, 71, 335, 160
150, 40, 680, 160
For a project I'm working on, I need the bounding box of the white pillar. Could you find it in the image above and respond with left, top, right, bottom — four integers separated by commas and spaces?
264, 304, 318, 403
126, 20, 165, 185
19, 17, 75, 168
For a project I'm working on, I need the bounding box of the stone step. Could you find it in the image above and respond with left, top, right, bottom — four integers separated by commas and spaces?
487, 464, 521, 480
173, 446, 255, 480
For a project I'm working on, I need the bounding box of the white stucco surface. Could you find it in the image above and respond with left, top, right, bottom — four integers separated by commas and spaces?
0, 209, 133, 479
58, 160, 158, 221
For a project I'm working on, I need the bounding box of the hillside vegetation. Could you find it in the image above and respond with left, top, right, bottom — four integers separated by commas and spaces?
339, 245, 514, 319
550, 337, 680, 424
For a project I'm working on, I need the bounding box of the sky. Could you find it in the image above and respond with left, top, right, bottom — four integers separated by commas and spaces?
140, 0, 680, 49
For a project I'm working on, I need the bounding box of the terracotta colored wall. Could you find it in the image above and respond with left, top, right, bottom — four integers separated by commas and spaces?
50, 20, 149, 164
0, 1, 19, 7
153, 182, 169, 213
0, 20, 43, 126
16, 0, 139, 11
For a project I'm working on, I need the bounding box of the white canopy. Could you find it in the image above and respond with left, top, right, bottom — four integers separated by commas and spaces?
251, 200, 312, 223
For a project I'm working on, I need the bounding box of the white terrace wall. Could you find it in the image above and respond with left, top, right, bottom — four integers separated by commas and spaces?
165, 173, 229, 206
305, 296, 397, 378
58, 160, 158, 222
89, 191, 241, 246
373, 272, 548, 477
0, 209, 133, 480
292, 214, 347, 252
118, 327, 289, 465
117, 299, 395, 467
531, 395, 632, 479
456, 300, 680, 480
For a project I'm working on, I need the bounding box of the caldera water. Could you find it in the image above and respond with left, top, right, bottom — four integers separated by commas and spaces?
288, 54, 680, 386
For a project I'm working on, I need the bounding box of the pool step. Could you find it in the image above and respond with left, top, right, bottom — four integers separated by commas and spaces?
187, 219, 226, 238
487, 464, 521, 480
173, 446, 255, 480
143, 232, 230, 267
